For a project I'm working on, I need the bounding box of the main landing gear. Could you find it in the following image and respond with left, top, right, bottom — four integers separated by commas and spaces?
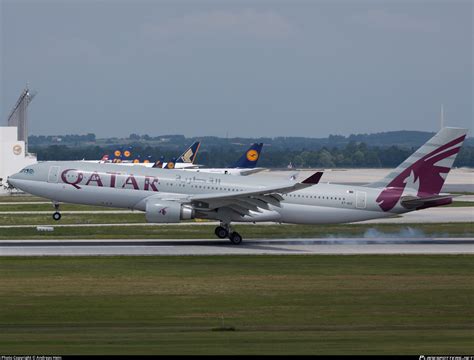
52, 203, 61, 221
214, 223, 243, 245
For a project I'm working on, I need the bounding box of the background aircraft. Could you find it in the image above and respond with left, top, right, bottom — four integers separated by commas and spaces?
178, 142, 264, 175
90, 141, 201, 168
159, 141, 201, 169
85, 141, 263, 175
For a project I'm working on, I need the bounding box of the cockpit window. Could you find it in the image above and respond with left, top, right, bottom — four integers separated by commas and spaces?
20, 168, 35, 175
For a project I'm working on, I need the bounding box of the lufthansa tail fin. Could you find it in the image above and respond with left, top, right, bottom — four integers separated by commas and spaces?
176, 141, 200, 164
164, 158, 177, 169
370, 127, 467, 211
152, 156, 165, 168
232, 143, 264, 169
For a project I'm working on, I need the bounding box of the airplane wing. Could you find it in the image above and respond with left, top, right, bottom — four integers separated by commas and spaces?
188, 171, 323, 216
175, 164, 203, 169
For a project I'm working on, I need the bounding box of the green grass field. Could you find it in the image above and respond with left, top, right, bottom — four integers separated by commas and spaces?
0, 255, 472, 355
447, 201, 474, 207
0, 195, 47, 203
0, 203, 122, 212
0, 212, 146, 226
0, 222, 472, 240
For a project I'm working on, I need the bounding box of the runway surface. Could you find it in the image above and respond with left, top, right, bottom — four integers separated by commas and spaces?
1, 237, 473, 256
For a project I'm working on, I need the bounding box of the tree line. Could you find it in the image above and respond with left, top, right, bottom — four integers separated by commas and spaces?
30, 142, 474, 168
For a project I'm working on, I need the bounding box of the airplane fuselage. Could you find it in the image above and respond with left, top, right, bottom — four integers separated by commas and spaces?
9, 161, 410, 225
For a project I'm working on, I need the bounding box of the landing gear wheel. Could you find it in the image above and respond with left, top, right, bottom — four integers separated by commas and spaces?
52, 212, 61, 221
215, 226, 228, 239
229, 232, 243, 245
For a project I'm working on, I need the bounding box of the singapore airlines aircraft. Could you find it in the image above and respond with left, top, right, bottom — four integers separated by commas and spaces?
8, 127, 467, 244
157, 141, 201, 169
92, 141, 202, 169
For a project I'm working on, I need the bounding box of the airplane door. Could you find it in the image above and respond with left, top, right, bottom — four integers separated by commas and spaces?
356, 191, 366, 209
48, 166, 60, 183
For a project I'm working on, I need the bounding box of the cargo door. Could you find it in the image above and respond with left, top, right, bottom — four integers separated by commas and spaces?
48, 166, 60, 183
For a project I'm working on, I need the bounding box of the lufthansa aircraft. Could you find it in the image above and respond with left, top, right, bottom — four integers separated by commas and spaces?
180, 143, 265, 175
8, 128, 467, 244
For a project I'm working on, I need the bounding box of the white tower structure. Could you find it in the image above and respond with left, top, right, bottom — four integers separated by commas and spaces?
1, 86, 38, 194
7, 86, 36, 152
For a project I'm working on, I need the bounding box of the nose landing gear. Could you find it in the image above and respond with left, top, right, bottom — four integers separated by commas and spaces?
52, 203, 61, 221
214, 223, 243, 245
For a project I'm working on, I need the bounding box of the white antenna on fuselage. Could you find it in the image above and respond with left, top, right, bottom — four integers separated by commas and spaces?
440, 104, 444, 129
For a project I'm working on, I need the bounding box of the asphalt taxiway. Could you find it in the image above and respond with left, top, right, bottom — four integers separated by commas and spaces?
1, 237, 472, 256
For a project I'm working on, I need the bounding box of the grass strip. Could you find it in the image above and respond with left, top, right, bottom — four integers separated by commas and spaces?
0, 222, 472, 240
0, 255, 472, 354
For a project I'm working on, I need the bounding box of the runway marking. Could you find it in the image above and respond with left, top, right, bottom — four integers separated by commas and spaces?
1, 237, 473, 256
1, 237, 474, 246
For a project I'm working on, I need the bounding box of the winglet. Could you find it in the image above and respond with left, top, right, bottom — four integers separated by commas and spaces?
301, 171, 323, 184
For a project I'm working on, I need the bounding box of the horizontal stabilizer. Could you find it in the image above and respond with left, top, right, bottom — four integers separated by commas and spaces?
237, 168, 266, 176
400, 194, 459, 209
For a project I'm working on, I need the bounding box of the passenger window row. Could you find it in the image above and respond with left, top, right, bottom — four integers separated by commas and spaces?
287, 194, 346, 201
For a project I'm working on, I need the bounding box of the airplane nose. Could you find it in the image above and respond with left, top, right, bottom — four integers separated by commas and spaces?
7, 175, 19, 188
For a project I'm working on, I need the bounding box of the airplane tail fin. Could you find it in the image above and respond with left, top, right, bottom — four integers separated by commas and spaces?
369, 127, 468, 211
232, 143, 264, 168
165, 158, 177, 169
122, 146, 133, 160
152, 156, 165, 168
176, 141, 201, 164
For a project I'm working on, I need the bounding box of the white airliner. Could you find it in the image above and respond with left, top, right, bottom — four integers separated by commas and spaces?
94, 142, 265, 176
90, 141, 201, 169
179, 142, 265, 176
8, 127, 467, 244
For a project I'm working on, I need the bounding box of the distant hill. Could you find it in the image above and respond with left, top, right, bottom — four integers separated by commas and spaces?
346, 130, 435, 147
29, 130, 472, 150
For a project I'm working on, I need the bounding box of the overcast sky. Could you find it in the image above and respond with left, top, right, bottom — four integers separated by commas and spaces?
1, 0, 472, 138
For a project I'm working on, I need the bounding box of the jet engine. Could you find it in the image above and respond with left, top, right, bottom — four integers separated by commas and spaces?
145, 199, 195, 223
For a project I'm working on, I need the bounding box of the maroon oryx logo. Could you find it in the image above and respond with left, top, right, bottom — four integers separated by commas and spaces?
158, 207, 168, 216
376, 134, 465, 212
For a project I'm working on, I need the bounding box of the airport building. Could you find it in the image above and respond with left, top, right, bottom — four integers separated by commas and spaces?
0, 87, 38, 195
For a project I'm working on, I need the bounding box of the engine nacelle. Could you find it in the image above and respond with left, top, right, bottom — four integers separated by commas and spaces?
145, 200, 195, 223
